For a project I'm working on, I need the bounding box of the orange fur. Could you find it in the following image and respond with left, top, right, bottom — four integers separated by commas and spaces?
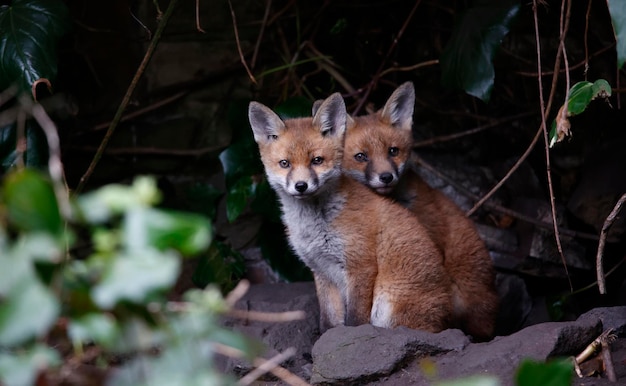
343, 82, 499, 340
249, 94, 454, 333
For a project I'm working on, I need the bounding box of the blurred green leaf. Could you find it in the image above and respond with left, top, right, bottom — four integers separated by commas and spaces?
440, 0, 520, 102
2, 169, 62, 235
0, 0, 71, 93
76, 176, 161, 223
0, 121, 49, 173
435, 375, 500, 386
0, 344, 60, 386
91, 249, 180, 309
123, 207, 212, 256
516, 358, 573, 386
0, 274, 60, 347
608, 0, 626, 69
69, 313, 121, 350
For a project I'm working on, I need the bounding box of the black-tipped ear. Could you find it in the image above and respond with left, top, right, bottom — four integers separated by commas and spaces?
380, 81, 415, 130
312, 93, 347, 138
312, 99, 324, 116
249, 101, 287, 144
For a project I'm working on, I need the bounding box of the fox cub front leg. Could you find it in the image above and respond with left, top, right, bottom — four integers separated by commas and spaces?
313, 274, 345, 332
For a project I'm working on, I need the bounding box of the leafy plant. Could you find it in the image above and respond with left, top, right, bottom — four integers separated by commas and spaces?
0, 170, 260, 385
516, 358, 573, 386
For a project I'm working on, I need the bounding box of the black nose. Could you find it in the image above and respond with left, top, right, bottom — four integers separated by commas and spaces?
379, 173, 394, 184
295, 181, 308, 193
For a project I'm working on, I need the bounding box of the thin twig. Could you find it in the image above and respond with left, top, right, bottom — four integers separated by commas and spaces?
596, 193, 626, 294
584, 0, 593, 79
228, 0, 257, 84
602, 338, 617, 382
352, 0, 422, 115
195, 0, 205, 33
228, 309, 306, 323
238, 347, 296, 385
379, 59, 439, 78
74, 0, 179, 195
413, 111, 535, 148
251, 0, 272, 69
514, 44, 614, 77
20, 96, 72, 219
214, 343, 311, 386
225, 279, 251, 307
69, 145, 222, 157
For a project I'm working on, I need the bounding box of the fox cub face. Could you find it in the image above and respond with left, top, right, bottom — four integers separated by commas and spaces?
342, 82, 415, 195
249, 93, 347, 198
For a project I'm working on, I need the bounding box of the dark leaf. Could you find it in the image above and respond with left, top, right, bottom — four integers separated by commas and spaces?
0, 0, 71, 94
225, 175, 256, 223
440, 0, 520, 102
608, 0, 626, 69
516, 358, 573, 386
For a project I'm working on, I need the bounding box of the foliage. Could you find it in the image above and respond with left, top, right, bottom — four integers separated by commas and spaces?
0, 170, 260, 385
608, 0, 626, 69
440, 0, 520, 102
515, 358, 573, 386
0, 0, 71, 95
549, 79, 612, 147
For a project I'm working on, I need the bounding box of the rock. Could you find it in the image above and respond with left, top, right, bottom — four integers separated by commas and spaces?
310, 325, 469, 385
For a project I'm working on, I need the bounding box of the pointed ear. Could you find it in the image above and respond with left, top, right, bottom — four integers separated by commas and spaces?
380, 81, 415, 130
312, 93, 347, 138
248, 101, 286, 144
312, 99, 324, 116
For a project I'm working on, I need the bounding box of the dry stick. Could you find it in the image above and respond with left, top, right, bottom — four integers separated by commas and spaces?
414, 154, 599, 241
238, 347, 298, 386
228, 0, 257, 84
195, 0, 205, 33
225, 279, 251, 307
352, 0, 422, 115
584, 0, 593, 79
516, 44, 614, 77
214, 343, 311, 386
251, 0, 273, 69
602, 339, 618, 382
596, 193, 626, 294
70, 144, 222, 157
74, 0, 179, 195
413, 111, 534, 148
379, 59, 440, 78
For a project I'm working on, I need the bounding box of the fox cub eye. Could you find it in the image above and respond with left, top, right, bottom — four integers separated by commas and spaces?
354, 152, 368, 162
311, 156, 324, 165
389, 147, 399, 157
279, 160, 290, 168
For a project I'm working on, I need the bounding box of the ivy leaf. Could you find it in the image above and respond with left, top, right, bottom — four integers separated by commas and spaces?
68, 313, 121, 350
91, 249, 180, 309
226, 175, 257, 223
440, 0, 520, 102
0, 0, 71, 95
2, 169, 62, 235
123, 207, 212, 256
0, 344, 60, 386
549, 79, 612, 147
608, 0, 626, 69
516, 358, 573, 386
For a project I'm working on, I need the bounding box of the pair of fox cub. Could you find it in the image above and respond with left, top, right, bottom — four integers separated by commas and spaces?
249, 82, 499, 341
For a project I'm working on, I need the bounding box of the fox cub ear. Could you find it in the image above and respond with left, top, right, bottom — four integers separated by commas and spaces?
312, 93, 347, 139
380, 81, 415, 131
249, 101, 286, 144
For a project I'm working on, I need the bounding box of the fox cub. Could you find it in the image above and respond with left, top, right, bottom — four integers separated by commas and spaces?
341, 81, 499, 340
249, 93, 454, 333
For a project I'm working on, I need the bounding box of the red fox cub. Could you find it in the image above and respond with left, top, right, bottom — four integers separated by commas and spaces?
342, 82, 498, 340
249, 93, 454, 333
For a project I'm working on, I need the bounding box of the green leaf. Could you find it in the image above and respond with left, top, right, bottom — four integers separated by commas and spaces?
608, 0, 626, 69
515, 358, 573, 386
91, 249, 180, 309
440, 0, 520, 102
123, 207, 212, 256
0, 120, 49, 173
2, 169, 62, 235
0, 274, 60, 347
435, 375, 500, 386
0, 0, 71, 94
226, 175, 256, 222
69, 313, 121, 349
192, 241, 245, 291
0, 344, 60, 386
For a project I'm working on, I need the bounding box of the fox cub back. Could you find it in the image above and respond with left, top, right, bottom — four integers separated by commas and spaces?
249, 93, 454, 333
342, 82, 499, 341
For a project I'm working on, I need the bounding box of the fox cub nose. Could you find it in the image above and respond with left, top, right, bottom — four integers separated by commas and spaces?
295, 181, 308, 193
379, 173, 394, 184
